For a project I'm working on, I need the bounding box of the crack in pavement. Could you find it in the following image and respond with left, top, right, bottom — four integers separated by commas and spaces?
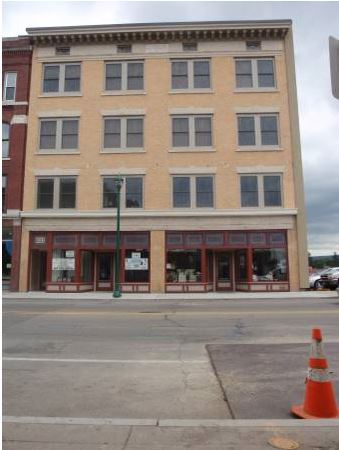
164, 314, 185, 328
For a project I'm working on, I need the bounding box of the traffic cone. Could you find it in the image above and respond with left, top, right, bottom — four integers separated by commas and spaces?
291, 328, 339, 419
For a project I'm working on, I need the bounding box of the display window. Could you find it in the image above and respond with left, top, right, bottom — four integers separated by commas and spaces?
51, 249, 76, 282
252, 248, 287, 282
166, 250, 202, 283
124, 249, 149, 282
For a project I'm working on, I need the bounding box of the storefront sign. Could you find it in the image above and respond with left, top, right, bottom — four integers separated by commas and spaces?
52, 258, 75, 270
34, 236, 46, 244
65, 250, 75, 258
125, 258, 148, 270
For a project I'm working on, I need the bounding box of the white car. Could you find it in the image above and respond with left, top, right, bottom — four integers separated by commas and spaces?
309, 267, 339, 289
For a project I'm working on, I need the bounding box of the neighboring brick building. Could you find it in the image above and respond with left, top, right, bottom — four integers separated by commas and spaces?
19, 20, 308, 293
2, 37, 32, 291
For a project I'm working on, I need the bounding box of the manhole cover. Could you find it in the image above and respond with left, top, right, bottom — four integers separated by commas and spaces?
268, 436, 300, 450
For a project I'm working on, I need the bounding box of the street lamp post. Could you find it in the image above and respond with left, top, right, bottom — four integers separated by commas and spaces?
113, 177, 123, 298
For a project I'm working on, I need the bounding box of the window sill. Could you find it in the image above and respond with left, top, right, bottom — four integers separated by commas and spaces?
3, 101, 28, 106
39, 93, 82, 98
101, 207, 144, 211
2, 157, 10, 161
236, 147, 282, 152
169, 89, 214, 94
169, 147, 216, 153
241, 206, 284, 210
172, 207, 215, 210
234, 88, 279, 93
100, 149, 146, 154
36, 151, 81, 155
102, 91, 146, 96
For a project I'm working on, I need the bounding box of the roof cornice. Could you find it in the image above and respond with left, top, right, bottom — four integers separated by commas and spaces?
25, 20, 291, 46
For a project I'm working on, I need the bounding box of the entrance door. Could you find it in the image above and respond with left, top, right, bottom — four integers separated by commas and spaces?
30, 250, 47, 291
216, 252, 232, 291
96, 253, 114, 291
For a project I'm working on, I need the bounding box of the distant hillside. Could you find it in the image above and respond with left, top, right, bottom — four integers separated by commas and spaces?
309, 254, 339, 268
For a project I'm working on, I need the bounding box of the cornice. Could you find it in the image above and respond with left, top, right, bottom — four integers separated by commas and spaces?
25, 21, 290, 46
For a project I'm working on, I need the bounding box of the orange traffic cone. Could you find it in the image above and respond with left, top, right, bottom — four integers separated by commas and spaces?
292, 328, 339, 419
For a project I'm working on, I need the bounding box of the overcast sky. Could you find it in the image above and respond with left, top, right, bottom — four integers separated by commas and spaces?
3, 1, 339, 256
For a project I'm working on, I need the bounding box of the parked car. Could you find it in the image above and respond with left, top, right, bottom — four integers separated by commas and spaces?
321, 268, 339, 290
309, 268, 337, 289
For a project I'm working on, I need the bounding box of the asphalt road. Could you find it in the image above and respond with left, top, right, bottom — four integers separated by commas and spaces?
3, 295, 339, 449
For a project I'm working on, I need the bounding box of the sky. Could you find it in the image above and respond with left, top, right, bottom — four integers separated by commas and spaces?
2, 0, 339, 256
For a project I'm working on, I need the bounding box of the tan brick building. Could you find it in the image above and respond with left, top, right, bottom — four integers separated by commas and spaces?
20, 20, 308, 293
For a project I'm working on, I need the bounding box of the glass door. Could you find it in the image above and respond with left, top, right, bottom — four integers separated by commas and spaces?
216, 252, 232, 291
96, 252, 114, 291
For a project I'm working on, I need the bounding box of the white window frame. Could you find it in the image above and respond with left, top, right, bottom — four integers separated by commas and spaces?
237, 113, 280, 150
104, 61, 144, 92
172, 175, 215, 209
240, 173, 283, 208
38, 118, 79, 153
36, 176, 77, 210
3, 72, 17, 102
2, 123, 10, 158
102, 116, 144, 153
235, 58, 276, 90
171, 115, 213, 150
42, 63, 81, 95
102, 175, 144, 209
171, 59, 211, 90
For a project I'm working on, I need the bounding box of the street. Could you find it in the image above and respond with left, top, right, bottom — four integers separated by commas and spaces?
3, 294, 339, 449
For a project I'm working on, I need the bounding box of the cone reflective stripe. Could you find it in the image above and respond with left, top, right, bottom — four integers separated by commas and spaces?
291, 328, 339, 419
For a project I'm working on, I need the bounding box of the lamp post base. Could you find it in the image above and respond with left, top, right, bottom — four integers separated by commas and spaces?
113, 289, 122, 298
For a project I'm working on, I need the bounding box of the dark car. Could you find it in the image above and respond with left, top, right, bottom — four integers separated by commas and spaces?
321, 268, 339, 290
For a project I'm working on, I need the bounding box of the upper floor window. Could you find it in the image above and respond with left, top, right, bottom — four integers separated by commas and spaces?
235, 58, 275, 88
2, 123, 9, 158
171, 60, 210, 90
172, 115, 212, 148
37, 177, 77, 209
237, 114, 279, 148
2, 175, 7, 213
172, 175, 214, 208
103, 176, 143, 208
240, 174, 282, 207
43, 63, 81, 93
3, 72, 17, 101
39, 118, 79, 152
105, 61, 144, 91
103, 116, 143, 151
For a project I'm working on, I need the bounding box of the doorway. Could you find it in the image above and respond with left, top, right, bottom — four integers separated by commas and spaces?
96, 252, 114, 291
216, 252, 233, 291
30, 250, 47, 291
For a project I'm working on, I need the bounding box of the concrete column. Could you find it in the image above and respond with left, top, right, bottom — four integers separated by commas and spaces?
150, 230, 165, 293
10, 219, 22, 292
19, 223, 30, 292
287, 226, 300, 291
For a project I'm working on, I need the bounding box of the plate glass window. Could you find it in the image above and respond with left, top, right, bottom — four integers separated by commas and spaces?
2, 123, 9, 158
3, 73, 17, 101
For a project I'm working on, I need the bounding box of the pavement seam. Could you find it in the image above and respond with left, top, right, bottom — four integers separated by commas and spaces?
121, 426, 133, 450
205, 344, 236, 420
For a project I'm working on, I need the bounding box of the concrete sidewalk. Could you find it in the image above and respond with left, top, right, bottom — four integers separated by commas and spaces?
2, 290, 338, 301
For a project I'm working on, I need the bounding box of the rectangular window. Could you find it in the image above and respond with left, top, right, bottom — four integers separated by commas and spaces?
105, 61, 144, 91
102, 176, 143, 209
252, 249, 287, 282
103, 116, 143, 150
37, 177, 76, 209
2, 175, 7, 212
39, 118, 79, 152
237, 114, 279, 148
43, 63, 81, 93
2, 123, 10, 158
235, 58, 275, 89
171, 60, 210, 90
172, 115, 212, 148
240, 174, 282, 208
166, 250, 202, 283
3, 73, 17, 101
173, 175, 214, 208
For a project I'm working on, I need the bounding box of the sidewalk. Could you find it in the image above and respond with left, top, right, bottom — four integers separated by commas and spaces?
2, 290, 338, 301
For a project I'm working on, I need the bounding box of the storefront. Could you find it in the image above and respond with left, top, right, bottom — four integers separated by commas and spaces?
2, 227, 13, 290
29, 231, 150, 293
165, 230, 289, 292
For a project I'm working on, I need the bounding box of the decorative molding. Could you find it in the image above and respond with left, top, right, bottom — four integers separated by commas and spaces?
101, 108, 146, 116
169, 167, 217, 174
236, 166, 286, 173
99, 168, 147, 175
169, 107, 214, 115
10, 115, 28, 125
234, 106, 280, 113
38, 110, 81, 118
34, 169, 80, 176
2, 101, 29, 106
